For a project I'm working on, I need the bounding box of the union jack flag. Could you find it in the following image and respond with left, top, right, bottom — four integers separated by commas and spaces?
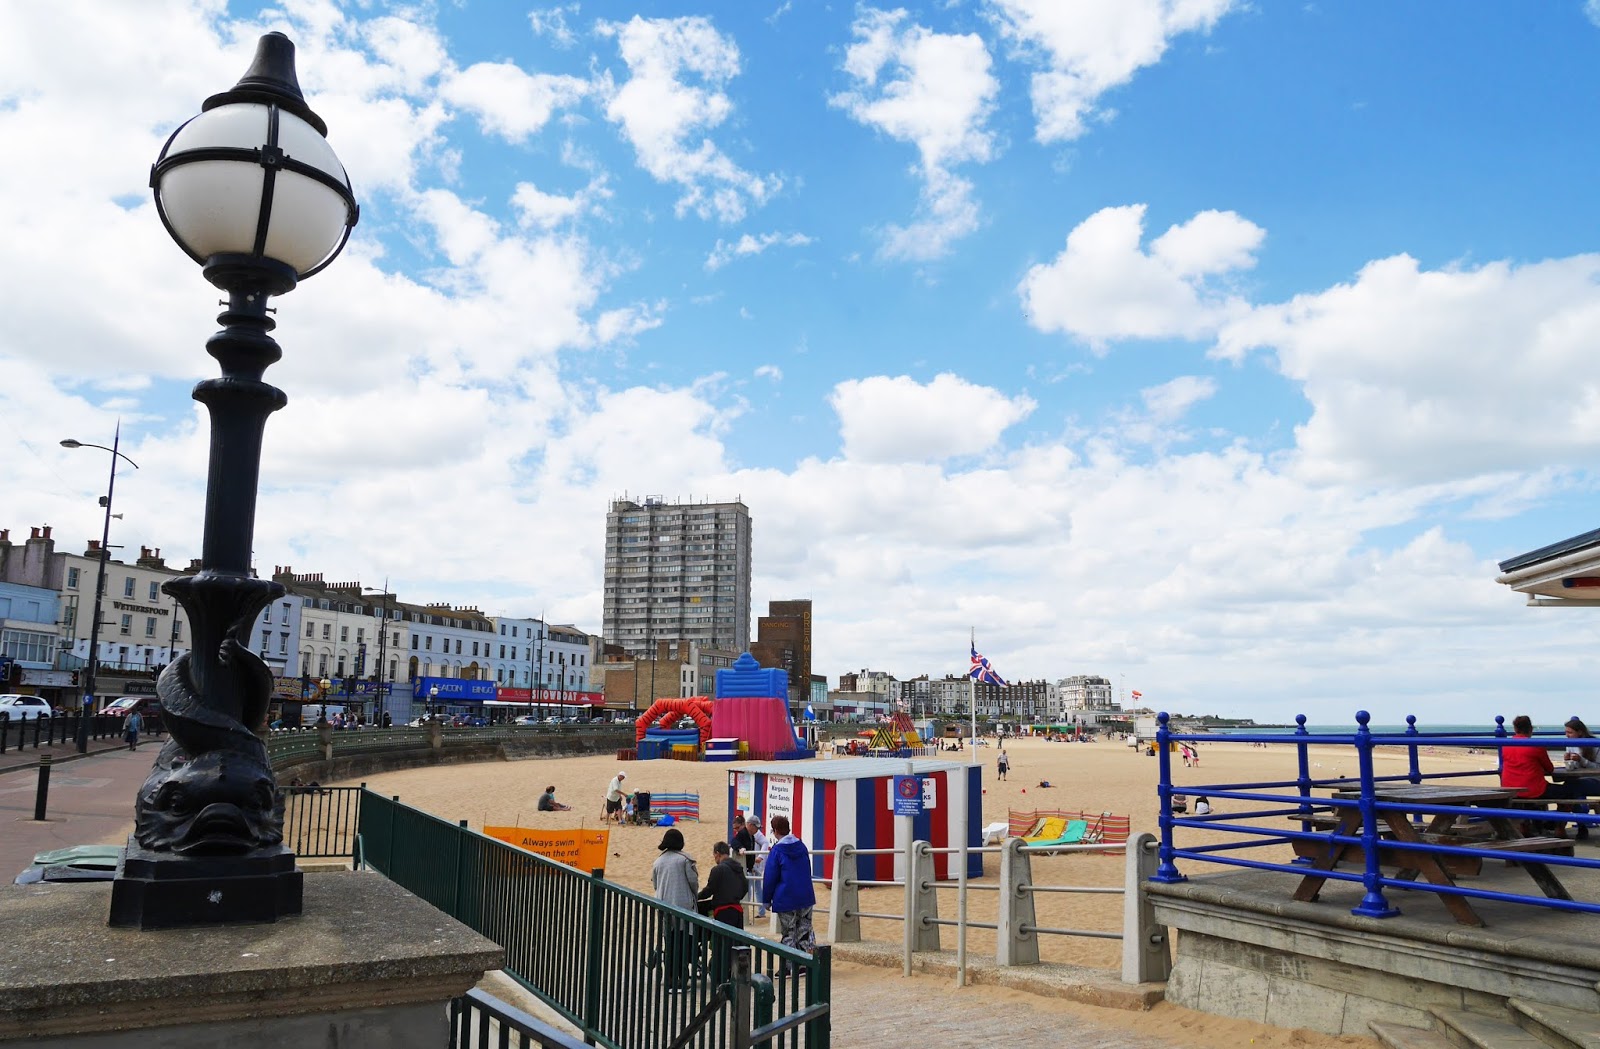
969, 645, 1007, 687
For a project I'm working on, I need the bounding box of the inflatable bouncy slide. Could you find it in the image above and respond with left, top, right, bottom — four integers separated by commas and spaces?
633, 653, 811, 761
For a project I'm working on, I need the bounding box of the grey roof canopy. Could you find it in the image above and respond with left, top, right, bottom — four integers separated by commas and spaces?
1496, 526, 1600, 607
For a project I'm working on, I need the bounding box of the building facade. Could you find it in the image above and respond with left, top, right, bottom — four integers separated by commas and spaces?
602, 497, 752, 657
1058, 674, 1118, 713
749, 598, 812, 707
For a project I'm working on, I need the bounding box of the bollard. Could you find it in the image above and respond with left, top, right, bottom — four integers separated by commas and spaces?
1121, 833, 1171, 983
997, 836, 1039, 966
34, 754, 52, 821
828, 844, 861, 944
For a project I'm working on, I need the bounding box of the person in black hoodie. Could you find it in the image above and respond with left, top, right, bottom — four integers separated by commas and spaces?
697, 840, 746, 983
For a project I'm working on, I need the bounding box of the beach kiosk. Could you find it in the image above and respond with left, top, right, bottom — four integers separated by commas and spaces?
728, 757, 982, 883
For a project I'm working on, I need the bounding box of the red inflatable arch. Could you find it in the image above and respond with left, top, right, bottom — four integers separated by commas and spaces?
635, 696, 715, 746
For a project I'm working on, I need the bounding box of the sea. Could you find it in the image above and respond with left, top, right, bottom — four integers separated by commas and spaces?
1206, 723, 1504, 737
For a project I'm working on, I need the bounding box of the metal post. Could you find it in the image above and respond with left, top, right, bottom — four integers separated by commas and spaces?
583, 868, 606, 1044
77, 425, 126, 753
1121, 833, 1170, 983
1404, 714, 1421, 786
1151, 712, 1185, 882
729, 946, 753, 1049
1351, 710, 1398, 918
1292, 713, 1314, 864
33, 754, 52, 821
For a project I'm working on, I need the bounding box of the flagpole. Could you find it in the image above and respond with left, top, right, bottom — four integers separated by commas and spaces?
969, 628, 978, 764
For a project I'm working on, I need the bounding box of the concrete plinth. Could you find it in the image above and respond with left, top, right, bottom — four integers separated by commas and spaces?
0, 870, 502, 1046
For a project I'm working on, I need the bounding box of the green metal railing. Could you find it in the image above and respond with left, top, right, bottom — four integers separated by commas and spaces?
358, 790, 830, 1049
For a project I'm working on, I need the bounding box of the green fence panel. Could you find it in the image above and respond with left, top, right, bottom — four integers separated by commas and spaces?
356, 789, 828, 1049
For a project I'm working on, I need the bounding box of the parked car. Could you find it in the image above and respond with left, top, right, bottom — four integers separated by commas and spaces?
0, 695, 57, 721
101, 696, 164, 731
513, 714, 542, 726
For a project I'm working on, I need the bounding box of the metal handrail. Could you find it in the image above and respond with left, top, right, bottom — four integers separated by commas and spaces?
1152, 711, 1600, 919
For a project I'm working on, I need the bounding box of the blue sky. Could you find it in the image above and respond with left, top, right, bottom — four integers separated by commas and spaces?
5, 1, 1600, 724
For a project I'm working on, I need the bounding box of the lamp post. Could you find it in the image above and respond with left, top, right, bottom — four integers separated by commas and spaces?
428, 684, 440, 720
364, 583, 391, 726
61, 426, 139, 753
109, 32, 358, 929
318, 677, 332, 724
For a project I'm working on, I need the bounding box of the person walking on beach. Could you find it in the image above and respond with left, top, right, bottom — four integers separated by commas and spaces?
997, 750, 1009, 781
123, 709, 142, 751
651, 827, 699, 991
761, 815, 816, 973
604, 771, 628, 825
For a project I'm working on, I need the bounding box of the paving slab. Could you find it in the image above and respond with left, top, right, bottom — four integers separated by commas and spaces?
0, 744, 150, 880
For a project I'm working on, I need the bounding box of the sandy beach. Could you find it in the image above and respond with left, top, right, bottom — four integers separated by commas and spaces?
336, 734, 1497, 1048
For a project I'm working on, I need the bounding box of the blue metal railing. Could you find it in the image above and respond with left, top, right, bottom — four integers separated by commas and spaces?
1152, 710, 1600, 920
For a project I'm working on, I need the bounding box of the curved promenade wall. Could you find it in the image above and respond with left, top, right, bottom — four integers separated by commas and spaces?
269, 725, 633, 783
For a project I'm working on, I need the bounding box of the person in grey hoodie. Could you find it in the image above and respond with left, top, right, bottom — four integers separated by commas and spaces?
652, 827, 700, 990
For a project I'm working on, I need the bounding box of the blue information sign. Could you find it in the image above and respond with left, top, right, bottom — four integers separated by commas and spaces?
892, 775, 923, 817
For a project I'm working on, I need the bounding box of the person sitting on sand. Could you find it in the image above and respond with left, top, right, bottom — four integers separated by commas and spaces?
538, 785, 570, 812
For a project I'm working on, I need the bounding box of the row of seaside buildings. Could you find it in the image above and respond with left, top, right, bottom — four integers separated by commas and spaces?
0, 502, 1128, 726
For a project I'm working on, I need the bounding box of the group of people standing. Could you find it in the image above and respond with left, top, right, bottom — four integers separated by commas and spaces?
649, 813, 817, 990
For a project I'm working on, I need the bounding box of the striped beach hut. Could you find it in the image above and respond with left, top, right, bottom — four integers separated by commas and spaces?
726, 758, 982, 883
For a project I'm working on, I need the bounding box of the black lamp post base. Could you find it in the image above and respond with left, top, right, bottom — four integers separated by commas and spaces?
108, 838, 302, 929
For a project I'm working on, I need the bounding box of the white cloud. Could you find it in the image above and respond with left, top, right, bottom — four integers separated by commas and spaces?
529, 5, 581, 48
597, 15, 777, 222
595, 301, 666, 344
829, 374, 1035, 463
1587, 0, 1600, 30
1142, 375, 1217, 422
440, 60, 589, 142
831, 8, 999, 260
512, 177, 612, 230
1019, 204, 1263, 348
705, 231, 814, 270
754, 364, 783, 381
986, 0, 1237, 143
1216, 253, 1600, 484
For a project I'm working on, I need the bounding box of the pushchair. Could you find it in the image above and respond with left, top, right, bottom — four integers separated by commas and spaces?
628, 790, 654, 826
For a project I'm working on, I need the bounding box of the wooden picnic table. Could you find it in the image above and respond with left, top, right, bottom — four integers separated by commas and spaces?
1291, 784, 1571, 927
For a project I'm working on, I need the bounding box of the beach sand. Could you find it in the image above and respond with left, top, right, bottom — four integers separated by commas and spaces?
340, 735, 1495, 1048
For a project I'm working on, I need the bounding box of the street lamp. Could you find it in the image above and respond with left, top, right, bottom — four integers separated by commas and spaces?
110, 32, 358, 929
318, 676, 332, 724
364, 583, 392, 726
60, 426, 139, 753
428, 684, 440, 720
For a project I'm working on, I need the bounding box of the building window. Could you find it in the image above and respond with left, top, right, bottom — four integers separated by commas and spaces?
356, 628, 365, 644
425, 637, 433, 651
261, 630, 270, 652
67, 567, 80, 589
322, 624, 331, 640
120, 614, 132, 635
340, 626, 349, 642
145, 616, 157, 637
123, 577, 135, 598
455, 639, 463, 655
318, 654, 329, 676
281, 603, 291, 624
279, 633, 289, 655
305, 622, 314, 638
148, 581, 159, 601
337, 658, 346, 676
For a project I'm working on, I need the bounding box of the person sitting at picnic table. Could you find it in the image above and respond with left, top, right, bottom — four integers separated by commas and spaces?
1565, 716, 1600, 770
1501, 714, 1600, 840
537, 785, 570, 811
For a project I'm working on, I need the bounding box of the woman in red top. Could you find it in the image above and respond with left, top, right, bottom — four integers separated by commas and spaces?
1501, 715, 1600, 840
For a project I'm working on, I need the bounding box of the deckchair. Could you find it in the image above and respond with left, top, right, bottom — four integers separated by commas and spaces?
1023, 817, 1068, 844
1027, 819, 1089, 849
